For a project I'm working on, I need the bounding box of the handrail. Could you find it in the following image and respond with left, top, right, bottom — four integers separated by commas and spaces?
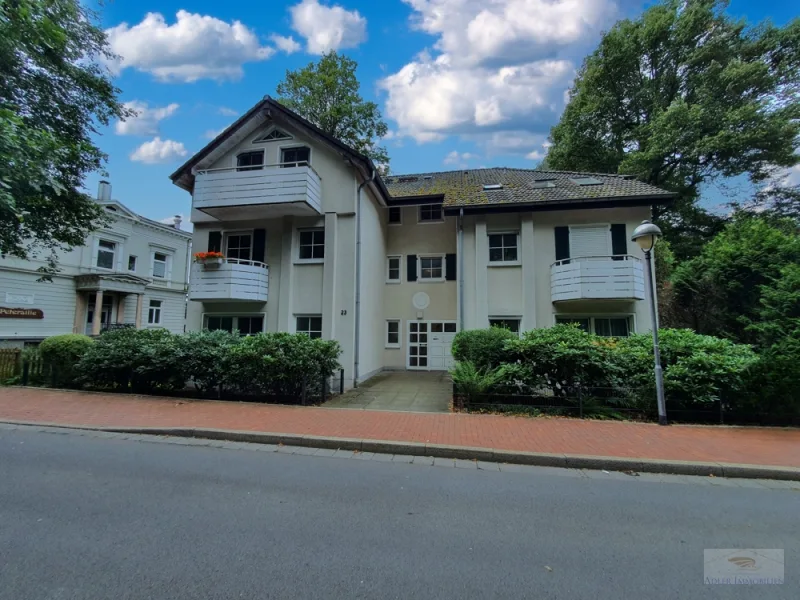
195, 162, 322, 179
195, 258, 268, 269
551, 255, 641, 267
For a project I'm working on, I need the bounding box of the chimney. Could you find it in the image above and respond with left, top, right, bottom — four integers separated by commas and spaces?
97, 180, 112, 202
173, 215, 182, 230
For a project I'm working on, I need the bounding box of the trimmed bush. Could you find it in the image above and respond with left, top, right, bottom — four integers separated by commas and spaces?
178, 329, 241, 397
226, 333, 341, 398
451, 327, 517, 370
38, 334, 94, 388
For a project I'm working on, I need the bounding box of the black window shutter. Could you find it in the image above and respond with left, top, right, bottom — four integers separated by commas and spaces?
554, 226, 570, 262
610, 224, 627, 260
208, 231, 222, 253
252, 228, 266, 263
407, 255, 417, 282
445, 253, 457, 281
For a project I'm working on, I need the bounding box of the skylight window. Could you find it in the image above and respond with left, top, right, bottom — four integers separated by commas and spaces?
530, 179, 556, 189
570, 177, 603, 186
398, 176, 419, 183
483, 184, 503, 190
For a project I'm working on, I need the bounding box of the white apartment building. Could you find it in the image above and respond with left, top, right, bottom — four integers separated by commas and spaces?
171, 97, 674, 388
0, 182, 192, 347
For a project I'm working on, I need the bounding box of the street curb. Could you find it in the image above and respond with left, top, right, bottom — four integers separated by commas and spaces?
3, 419, 799, 481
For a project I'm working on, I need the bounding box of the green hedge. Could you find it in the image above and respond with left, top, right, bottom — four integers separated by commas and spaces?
73, 328, 341, 399
451, 327, 517, 370
38, 334, 93, 388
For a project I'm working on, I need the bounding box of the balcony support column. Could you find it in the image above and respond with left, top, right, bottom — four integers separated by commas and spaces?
474, 217, 489, 327
135, 293, 144, 329
322, 213, 338, 340
91, 290, 104, 336
277, 216, 295, 332
520, 214, 537, 329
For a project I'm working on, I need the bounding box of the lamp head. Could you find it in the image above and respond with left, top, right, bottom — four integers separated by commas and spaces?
631, 220, 663, 253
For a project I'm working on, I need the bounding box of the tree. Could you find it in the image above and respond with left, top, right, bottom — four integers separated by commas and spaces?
276, 51, 389, 167
546, 0, 800, 258
0, 0, 132, 274
670, 215, 800, 343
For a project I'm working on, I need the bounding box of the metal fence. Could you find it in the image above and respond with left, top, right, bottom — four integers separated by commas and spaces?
453, 384, 800, 426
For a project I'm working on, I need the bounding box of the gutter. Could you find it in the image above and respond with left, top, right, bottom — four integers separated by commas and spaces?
353, 168, 376, 388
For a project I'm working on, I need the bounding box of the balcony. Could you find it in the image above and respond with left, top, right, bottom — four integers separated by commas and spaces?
551, 256, 645, 303
192, 164, 322, 220
189, 259, 269, 303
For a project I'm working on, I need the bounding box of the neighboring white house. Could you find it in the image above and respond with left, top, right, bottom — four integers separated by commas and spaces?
0, 182, 192, 348
170, 97, 674, 388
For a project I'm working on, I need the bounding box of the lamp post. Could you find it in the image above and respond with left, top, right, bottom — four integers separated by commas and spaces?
631, 220, 667, 426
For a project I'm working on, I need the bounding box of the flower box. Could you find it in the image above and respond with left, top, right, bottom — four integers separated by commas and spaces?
194, 252, 225, 268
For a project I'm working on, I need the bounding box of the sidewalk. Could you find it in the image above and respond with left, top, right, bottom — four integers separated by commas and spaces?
1, 387, 799, 476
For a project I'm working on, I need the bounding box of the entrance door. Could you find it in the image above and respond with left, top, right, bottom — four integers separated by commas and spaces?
408, 320, 458, 371
86, 294, 114, 334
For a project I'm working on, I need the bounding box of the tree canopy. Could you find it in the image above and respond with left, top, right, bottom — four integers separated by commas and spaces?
0, 0, 132, 273
276, 51, 389, 167
545, 0, 800, 257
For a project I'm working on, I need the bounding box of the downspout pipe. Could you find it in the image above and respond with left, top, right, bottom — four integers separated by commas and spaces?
458, 208, 464, 332
353, 167, 376, 388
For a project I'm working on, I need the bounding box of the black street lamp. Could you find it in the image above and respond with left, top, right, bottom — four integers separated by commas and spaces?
631, 220, 667, 426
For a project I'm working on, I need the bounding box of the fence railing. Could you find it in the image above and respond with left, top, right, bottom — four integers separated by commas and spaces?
453, 384, 800, 426
0, 349, 22, 380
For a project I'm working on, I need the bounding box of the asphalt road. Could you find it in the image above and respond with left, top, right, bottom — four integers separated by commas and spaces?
0, 425, 796, 600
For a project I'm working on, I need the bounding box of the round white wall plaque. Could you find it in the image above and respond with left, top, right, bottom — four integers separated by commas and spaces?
412, 292, 430, 310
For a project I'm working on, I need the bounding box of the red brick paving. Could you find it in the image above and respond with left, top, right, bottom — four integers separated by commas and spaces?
1, 387, 799, 468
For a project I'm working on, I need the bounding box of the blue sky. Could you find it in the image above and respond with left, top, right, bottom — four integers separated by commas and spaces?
86, 0, 796, 223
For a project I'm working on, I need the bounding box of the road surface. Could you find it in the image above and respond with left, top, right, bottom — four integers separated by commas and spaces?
0, 424, 796, 599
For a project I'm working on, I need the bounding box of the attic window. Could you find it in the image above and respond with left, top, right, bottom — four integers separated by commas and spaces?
398, 176, 419, 183
253, 129, 292, 143
483, 184, 503, 191
423, 175, 433, 180
570, 177, 603, 186
530, 179, 556, 189
105, 206, 117, 212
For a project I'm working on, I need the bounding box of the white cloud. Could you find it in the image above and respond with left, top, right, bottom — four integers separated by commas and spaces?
218, 106, 239, 117
780, 164, 800, 187
526, 150, 545, 161
381, 0, 628, 156
115, 101, 179, 136
105, 11, 274, 82
289, 0, 367, 54
443, 150, 478, 167
270, 34, 302, 54
130, 137, 188, 164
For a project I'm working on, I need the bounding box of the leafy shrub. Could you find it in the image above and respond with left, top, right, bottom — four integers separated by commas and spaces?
451, 327, 516, 370
77, 328, 186, 393
177, 330, 241, 396
38, 334, 93, 388
450, 361, 507, 406
502, 324, 618, 393
226, 333, 341, 398
612, 329, 758, 407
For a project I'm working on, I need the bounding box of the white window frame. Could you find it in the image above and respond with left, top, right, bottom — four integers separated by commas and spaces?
385, 319, 401, 348
386, 255, 402, 283
295, 314, 323, 339
278, 144, 312, 168
147, 299, 162, 325
202, 313, 265, 335
127, 255, 137, 272
388, 206, 403, 226
236, 150, 265, 171
297, 228, 325, 263
418, 254, 446, 282
96, 239, 117, 271
488, 231, 520, 265
418, 204, 444, 223
224, 230, 254, 262
489, 317, 522, 336
567, 223, 612, 259
152, 252, 168, 279
554, 314, 636, 337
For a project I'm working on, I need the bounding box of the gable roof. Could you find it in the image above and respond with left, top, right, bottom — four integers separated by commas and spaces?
169, 96, 390, 200
384, 168, 675, 211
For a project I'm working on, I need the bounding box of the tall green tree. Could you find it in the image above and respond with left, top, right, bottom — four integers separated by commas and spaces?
546, 0, 800, 257
276, 51, 389, 167
0, 0, 132, 274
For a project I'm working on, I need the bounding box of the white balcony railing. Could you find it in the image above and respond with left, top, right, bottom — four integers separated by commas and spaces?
192, 163, 322, 217
551, 255, 645, 303
189, 259, 269, 302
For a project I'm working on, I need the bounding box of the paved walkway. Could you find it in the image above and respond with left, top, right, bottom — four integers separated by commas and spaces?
324, 371, 451, 412
1, 387, 799, 469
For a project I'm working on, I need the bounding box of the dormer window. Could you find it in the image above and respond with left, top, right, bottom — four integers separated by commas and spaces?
253, 129, 292, 143
237, 151, 264, 172
281, 146, 310, 168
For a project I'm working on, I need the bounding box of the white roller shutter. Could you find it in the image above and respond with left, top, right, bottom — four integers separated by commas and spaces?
569, 225, 610, 259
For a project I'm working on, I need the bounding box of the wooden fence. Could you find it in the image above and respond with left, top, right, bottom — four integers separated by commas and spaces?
0, 349, 22, 380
